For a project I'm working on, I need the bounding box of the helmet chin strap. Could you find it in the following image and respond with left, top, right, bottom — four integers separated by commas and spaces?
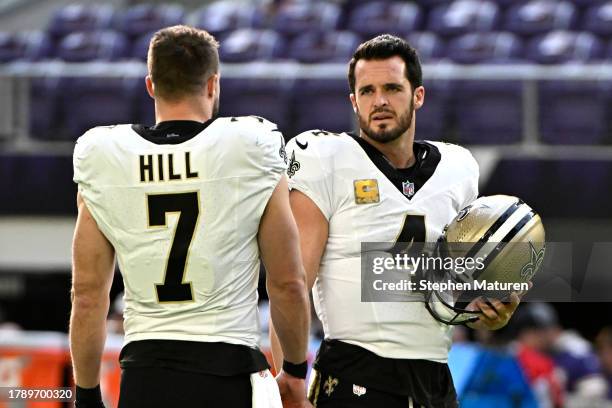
425, 289, 482, 326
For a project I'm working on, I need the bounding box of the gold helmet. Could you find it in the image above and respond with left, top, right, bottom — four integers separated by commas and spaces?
425, 195, 546, 325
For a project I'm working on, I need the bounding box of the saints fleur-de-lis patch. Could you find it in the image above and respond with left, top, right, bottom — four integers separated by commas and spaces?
287, 151, 301, 178
323, 376, 339, 397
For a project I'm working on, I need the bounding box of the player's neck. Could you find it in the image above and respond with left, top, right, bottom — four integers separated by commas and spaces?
154, 98, 212, 124
361, 130, 416, 169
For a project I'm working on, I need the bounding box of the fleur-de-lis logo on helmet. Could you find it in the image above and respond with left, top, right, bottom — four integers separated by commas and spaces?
521, 241, 545, 281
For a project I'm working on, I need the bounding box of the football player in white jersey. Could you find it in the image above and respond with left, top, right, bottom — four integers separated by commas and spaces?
274, 35, 523, 407
69, 26, 311, 408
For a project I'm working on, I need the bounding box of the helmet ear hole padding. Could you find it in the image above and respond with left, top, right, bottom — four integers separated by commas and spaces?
425, 195, 546, 326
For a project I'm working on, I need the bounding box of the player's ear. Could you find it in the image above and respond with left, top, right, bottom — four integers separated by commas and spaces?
207, 73, 219, 98
145, 76, 155, 99
414, 86, 425, 110
349, 93, 357, 113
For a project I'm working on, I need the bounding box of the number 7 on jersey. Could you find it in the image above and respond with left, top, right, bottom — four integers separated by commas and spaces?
147, 192, 200, 302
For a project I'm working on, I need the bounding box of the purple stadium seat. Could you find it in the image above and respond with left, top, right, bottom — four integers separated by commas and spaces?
504, 0, 578, 37
130, 31, 155, 61
418, 80, 451, 142
406, 32, 446, 62
287, 31, 361, 63
413, 0, 452, 8
0, 32, 22, 63
486, 0, 526, 7
219, 29, 285, 62
451, 80, 523, 144
291, 79, 354, 135
191, 1, 264, 40
342, 0, 392, 7
219, 77, 292, 133
131, 76, 155, 127
22, 32, 54, 61
481, 159, 612, 218
582, 2, 612, 38
567, 0, 607, 8
428, 0, 501, 37
525, 31, 604, 63
446, 32, 524, 63
551, 162, 612, 212
59, 77, 139, 140
56, 31, 129, 62
273, 2, 341, 37
0, 31, 52, 62
48, 4, 114, 38
29, 77, 62, 140
481, 159, 544, 199
116, 4, 185, 38
538, 81, 610, 144
347, 1, 424, 39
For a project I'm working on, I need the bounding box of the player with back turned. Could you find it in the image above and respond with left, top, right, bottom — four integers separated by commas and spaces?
69, 25, 311, 408
277, 34, 524, 407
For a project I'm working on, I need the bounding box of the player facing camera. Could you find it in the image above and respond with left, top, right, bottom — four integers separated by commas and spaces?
425, 195, 546, 326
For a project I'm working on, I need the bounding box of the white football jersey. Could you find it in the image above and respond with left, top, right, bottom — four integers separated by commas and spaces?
73, 116, 286, 348
286, 131, 479, 362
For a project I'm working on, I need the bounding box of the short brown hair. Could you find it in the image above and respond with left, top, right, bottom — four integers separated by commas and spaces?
348, 34, 422, 94
147, 25, 219, 100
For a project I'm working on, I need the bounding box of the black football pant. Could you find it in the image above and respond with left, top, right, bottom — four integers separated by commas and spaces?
308, 369, 458, 408
118, 366, 252, 408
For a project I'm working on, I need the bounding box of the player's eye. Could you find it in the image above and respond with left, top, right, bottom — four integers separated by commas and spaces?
360, 88, 373, 95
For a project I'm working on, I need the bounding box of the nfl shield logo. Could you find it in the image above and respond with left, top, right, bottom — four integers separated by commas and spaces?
353, 384, 366, 397
402, 181, 415, 198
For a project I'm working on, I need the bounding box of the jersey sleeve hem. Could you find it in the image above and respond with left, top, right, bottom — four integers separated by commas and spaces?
77, 186, 117, 250
288, 183, 332, 221
261, 169, 285, 219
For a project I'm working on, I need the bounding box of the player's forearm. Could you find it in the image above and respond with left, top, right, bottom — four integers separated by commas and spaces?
268, 279, 310, 364
69, 294, 110, 388
268, 319, 284, 372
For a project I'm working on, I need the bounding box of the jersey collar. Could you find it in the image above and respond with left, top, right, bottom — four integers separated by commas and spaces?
348, 133, 441, 200
132, 119, 215, 145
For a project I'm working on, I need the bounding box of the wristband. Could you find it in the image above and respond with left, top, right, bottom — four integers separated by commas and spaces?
75, 385, 105, 408
282, 359, 308, 379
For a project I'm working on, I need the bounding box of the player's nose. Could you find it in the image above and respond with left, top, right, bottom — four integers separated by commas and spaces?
373, 90, 389, 108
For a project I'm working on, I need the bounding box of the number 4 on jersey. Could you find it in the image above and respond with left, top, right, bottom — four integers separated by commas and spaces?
389, 214, 426, 255
147, 192, 200, 302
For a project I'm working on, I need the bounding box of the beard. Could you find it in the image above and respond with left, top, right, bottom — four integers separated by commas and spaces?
357, 99, 414, 144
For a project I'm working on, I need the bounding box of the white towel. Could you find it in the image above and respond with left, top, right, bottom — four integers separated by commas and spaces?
251, 370, 282, 408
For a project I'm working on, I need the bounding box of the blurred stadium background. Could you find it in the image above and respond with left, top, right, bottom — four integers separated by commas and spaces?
1, 0, 612, 406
